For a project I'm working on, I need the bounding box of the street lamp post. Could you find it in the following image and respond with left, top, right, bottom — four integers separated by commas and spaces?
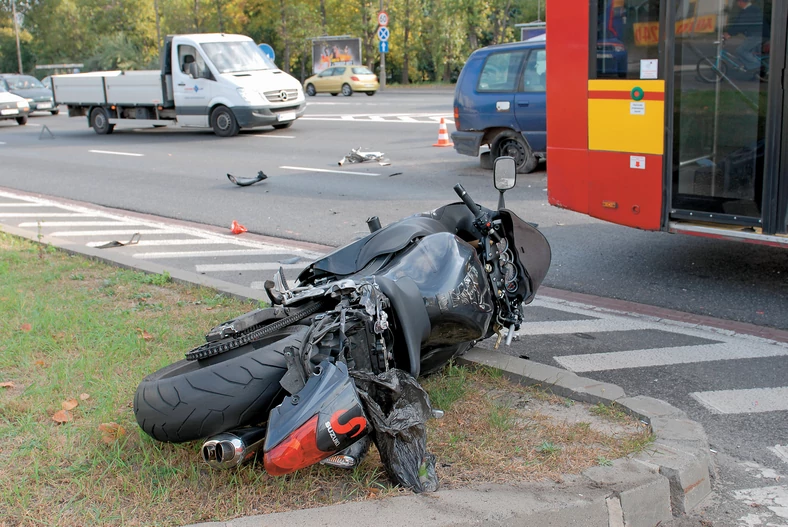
11, 0, 24, 73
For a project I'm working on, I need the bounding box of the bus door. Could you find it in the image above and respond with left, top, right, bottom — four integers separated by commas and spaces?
670, 0, 787, 236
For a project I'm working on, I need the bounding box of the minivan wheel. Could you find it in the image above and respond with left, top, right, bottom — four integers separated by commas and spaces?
492, 132, 538, 174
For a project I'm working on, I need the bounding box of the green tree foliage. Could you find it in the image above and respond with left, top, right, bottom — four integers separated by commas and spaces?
10, 0, 543, 82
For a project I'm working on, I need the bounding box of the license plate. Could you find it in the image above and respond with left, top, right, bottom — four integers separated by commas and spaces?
597, 53, 613, 59
277, 111, 296, 122
37, 102, 52, 109
365, 84, 375, 88
1, 109, 19, 115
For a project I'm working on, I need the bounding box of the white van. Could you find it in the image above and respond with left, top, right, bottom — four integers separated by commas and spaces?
52, 34, 305, 137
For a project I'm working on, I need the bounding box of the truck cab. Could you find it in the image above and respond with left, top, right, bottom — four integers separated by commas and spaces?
53, 33, 306, 137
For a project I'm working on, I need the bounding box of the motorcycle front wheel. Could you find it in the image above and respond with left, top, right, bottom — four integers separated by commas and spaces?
134, 324, 309, 443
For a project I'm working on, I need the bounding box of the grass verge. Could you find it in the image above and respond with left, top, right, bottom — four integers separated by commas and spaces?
0, 232, 652, 526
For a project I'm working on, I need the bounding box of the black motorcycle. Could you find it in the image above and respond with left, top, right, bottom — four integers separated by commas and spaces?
133, 157, 551, 486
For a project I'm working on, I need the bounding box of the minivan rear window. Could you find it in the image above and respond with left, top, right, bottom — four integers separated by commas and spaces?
477, 50, 526, 92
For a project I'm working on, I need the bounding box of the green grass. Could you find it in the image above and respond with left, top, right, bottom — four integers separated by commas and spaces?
0, 232, 652, 526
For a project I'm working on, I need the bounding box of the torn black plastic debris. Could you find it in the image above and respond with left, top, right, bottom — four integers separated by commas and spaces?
351, 368, 439, 493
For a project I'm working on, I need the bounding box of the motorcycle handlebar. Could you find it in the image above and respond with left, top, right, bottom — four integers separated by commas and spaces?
453, 184, 483, 219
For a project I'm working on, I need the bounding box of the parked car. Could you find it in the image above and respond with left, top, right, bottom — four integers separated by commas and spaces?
0, 82, 30, 125
451, 35, 546, 173
0, 74, 58, 115
304, 66, 379, 97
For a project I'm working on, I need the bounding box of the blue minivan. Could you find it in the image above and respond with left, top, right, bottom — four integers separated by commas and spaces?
451, 36, 545, 173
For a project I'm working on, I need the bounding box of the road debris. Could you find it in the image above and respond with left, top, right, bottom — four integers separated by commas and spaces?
230, 220, 247, 235
227, 171, 268, 187
338, 148, 391, 167
95, 233, 140, 249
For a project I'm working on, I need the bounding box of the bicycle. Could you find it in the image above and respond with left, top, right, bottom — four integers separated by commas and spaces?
696, 36, 770, 83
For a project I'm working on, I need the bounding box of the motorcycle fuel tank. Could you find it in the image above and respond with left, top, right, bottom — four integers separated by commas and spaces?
381, 232, 493, 348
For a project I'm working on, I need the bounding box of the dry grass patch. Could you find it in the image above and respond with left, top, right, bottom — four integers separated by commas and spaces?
0, 232, 652, 527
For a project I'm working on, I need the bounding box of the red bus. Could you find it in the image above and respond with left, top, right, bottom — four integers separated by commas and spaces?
546, 0, 787, 248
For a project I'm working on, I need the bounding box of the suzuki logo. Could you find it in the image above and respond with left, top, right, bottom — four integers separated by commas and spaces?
279, 90, 288, 101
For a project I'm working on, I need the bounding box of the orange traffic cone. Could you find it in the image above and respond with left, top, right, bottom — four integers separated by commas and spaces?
432, 118, 454, 147
230, 220, 247, 235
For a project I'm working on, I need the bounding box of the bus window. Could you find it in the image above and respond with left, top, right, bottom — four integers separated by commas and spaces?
594, 0, 661, 79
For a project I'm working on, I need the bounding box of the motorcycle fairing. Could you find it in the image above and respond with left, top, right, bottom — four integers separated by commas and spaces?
375, 276, 431, 378
500, 209, 551, 304
264, 360, 367, 455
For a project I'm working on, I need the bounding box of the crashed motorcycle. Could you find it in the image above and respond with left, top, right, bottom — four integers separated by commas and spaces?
133, 156, 551, 489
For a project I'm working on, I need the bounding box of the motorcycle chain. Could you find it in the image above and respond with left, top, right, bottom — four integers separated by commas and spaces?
185, 301, 325, 361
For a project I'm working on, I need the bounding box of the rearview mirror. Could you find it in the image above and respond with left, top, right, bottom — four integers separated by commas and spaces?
493, 156, 516, 191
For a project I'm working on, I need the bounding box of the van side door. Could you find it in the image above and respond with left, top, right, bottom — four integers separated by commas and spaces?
173, 43, 213, 127
514, 48, 547, 153
473, 49, 527, 131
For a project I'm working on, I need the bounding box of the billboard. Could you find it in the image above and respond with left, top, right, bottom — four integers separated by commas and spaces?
312, 37, 362, 74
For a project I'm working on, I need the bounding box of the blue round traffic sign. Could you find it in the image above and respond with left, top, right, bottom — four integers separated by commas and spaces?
377, 27, 390, 42
258, 43, 275, 61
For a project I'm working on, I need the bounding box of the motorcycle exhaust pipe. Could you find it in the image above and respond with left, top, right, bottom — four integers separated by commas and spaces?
201, 426, 267, 469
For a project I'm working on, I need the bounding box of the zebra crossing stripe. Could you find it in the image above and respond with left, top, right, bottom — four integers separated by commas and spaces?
518, 318, 656, 336
49, 229, 180, 237
132, 248, 302, 259
194, 262, 306, 273
690, 387, 788, 414
0, 212, 92, 218
555, 342, 788, 373
18, 221, 132, 227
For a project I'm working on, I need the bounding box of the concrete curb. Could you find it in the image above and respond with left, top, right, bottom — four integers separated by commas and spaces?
3, 223, 712, 527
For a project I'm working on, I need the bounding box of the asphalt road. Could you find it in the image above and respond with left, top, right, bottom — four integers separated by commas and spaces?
0, 90, 785, 331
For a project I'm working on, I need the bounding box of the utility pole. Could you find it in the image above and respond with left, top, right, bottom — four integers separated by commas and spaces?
379, 0, 385, 91
11, 0, 23, 73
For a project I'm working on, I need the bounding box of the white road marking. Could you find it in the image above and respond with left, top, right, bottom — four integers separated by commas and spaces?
49, 229, 180, 237
195, 262, 305, 273
518, 318, 655, 336
733, 486, 788, 522
86, 239, 217, 248
690, 387, 788, 414
0, 203, 44, 207
770, 445, 788, 465
555, 342, 788, 373
132, 248, 303, 259
369, 115, 385, 121
18, 221, 132, 227
279, 166, 381, 177
88, 149, 144, 157
398, 116, 418, 122
0, 141, 5, 144
254, 135, 295, 139
0, 212, 93, 218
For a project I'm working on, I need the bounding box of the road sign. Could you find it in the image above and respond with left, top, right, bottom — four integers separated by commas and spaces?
378, 11, 389, 26
379, 41, 389, 53
377, 26, 390, 42
258, 43, 275, 61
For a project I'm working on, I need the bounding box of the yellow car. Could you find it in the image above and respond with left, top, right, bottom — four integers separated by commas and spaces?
304, 66, 379, 97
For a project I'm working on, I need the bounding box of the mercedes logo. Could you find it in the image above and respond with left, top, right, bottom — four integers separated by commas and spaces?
279, 90, 288, 101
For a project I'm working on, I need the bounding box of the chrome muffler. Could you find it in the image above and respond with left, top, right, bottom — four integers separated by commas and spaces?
201, 426, 267, 469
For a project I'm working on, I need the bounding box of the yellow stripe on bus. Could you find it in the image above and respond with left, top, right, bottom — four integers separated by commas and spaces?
588, 80, 665, 92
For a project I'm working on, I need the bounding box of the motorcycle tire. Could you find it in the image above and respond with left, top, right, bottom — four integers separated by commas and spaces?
134, 324, 309, 443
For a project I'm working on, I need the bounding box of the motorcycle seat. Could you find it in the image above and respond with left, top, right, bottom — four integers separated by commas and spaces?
299, 216, 453, 280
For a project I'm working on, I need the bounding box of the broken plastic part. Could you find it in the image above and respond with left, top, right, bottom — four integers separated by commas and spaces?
227, 171, 268, 187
